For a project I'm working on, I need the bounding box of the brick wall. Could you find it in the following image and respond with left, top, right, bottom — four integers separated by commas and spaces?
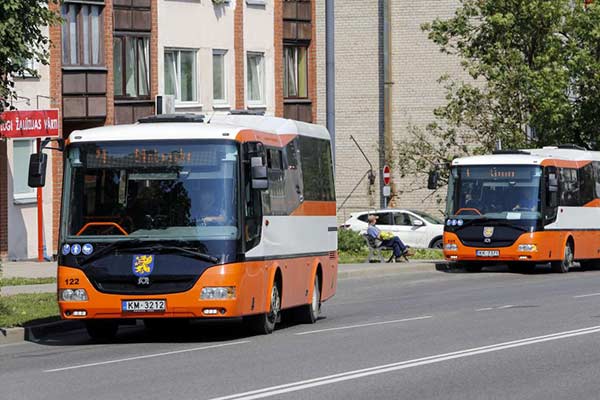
316, 0, 466, 221
0, 140, 7, 260
151, 0, 158, 99
49, 0, 63, 253
274, 0, 283, 117
105, 0, 114, 125
235, 2, 245, 109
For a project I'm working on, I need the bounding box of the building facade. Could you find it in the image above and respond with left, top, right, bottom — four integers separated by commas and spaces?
316, 0, 466, 222
0, 27, 56, 260
2, 0, 319, 260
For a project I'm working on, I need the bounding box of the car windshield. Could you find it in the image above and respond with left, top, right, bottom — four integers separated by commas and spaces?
447, 165, 542, 221
410, 210, 443, 225
63, 140, 239, 241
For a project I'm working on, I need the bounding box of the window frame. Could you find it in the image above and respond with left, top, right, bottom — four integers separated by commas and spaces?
61, 2, 105, 67
212, 49, 228, 105
283, 44, 309, 99
12, 139, 37, 203
164, 48, 199, 105
113, 34, 151, 100
246, 51, 266, 107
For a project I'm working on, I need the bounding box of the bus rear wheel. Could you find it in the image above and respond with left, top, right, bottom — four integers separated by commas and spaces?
85, 320, 118, 342
296, 275, 321, 324
246, 282, 281, 335
551, 242, 573, 273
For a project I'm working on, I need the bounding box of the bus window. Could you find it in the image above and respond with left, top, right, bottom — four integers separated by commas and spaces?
544, 166, 558, 223
559, 168, 579, 206
580, 163, 594, 205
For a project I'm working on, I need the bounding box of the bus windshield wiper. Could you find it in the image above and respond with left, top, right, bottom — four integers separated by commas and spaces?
79, 239, 143, 266
131, 244, 219, 264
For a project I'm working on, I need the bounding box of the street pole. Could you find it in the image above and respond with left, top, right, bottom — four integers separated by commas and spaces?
326, 0, 335, 168
382, 0, 394, 207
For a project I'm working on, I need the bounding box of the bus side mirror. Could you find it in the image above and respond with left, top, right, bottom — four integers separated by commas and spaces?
427, 170, 439, 190
28, 153, 48, 188
251, 156, 268, 190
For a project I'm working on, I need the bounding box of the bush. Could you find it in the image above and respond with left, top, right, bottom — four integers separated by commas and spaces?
338, 228, 367, 253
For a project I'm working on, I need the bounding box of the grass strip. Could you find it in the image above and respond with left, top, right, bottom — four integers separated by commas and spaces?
339, 248, 444, 264
0, 293, 60, 328
0, 277, 57, 287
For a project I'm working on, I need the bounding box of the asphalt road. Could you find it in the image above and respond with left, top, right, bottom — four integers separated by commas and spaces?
3, 264, 600, 400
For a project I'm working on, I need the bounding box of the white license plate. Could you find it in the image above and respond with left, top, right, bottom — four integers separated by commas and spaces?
476, 250, 500, 257
121, 299, 166, 313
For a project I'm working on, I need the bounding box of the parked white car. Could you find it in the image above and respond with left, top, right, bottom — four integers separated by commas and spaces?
343, 209, 445, 249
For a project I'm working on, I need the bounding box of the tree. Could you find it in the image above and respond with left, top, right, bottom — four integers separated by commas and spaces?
0, 0, 60, 114
396, 0, 600, 187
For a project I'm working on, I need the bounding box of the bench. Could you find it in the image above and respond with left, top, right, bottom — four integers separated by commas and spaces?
363, 234, 410, 263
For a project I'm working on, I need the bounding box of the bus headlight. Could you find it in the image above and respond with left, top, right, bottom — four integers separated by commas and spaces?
201, 287, 236, 300
59, 289, 88, 301
444, 243, 458, 251
518, 244, 538, 252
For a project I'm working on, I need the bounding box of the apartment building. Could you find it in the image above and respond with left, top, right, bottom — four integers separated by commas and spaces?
316, 0, 466, 221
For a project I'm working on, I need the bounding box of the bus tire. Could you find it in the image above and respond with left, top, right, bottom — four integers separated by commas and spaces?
247, 281, 281, 335
85, 320, 118, 342
297, 275, 321, 324
551, 242, 573, 273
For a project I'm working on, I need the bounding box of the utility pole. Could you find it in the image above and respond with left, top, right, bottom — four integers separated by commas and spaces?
326, 0, 335, 168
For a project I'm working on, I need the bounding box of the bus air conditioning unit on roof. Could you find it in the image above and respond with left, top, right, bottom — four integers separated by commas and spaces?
156, 95, 175, 115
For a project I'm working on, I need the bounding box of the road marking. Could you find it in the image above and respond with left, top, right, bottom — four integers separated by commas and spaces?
210, 325, 600, 400
44, 341, 250, 373
476, 305, 515, 311
294, 316, 433, 336
573, 292, 600, 298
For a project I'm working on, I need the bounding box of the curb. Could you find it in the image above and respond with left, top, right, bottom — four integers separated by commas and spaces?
0, 320, 84, 345
338, 261, 449, 279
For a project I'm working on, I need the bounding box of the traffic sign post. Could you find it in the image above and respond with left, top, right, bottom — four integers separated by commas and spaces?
383, 165, 391, 208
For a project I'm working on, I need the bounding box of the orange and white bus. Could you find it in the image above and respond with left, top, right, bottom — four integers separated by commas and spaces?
30, 113, 337, 339
442, 145, 600, 273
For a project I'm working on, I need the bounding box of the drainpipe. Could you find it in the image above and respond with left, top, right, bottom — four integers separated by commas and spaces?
382, 0, 394, 208
326, 0, 335, 168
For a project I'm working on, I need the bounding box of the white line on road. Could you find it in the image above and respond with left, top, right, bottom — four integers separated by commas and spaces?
44, 341, 250, 373
210, 325, 600, 400
476, 305, 515, 311
294, 316, 433, 336
573, 292, 600, 298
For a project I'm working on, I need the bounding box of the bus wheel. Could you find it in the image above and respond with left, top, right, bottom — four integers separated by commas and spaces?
551, 242, 573, 273
297, 275, 321, 324
247, 282, 281, 335
85, 320, 118, 342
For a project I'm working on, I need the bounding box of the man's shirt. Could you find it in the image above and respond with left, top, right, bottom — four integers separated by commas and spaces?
367, 225, 380, 239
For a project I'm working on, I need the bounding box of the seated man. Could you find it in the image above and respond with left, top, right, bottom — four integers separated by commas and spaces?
194, 190, 228, 225
366, 214, 409, 262
512, 190, 537, 212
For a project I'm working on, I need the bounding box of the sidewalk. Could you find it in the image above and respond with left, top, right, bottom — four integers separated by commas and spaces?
0, 259, 447, 297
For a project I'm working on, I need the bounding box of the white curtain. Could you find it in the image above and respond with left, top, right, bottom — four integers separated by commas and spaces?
82, 5, 89, 64
138, 38, 149, 96
91, 6, 101, 65
248, 53, 264, 103
164, 51, 179, 99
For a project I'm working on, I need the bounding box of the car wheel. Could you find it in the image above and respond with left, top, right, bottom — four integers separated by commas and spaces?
430, 238, 443, 249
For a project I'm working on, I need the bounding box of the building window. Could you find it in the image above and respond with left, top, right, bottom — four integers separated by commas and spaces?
61, 3, 104, 66
284, 45, 308, 98
114, 36, 150, 98
13, 140, 36, 201
164, 49, 197, 103
247, 52, 265, 105
213, 50, 227, 104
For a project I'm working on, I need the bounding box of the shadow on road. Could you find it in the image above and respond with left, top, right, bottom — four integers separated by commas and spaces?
436, 261, 600, 275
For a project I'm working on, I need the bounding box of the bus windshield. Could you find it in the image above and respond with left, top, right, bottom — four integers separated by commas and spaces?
447, 165, 542, 221
63, 140, 239, 241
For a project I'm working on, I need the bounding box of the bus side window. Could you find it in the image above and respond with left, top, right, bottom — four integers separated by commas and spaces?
593, 161, 600, 198
580, 163, 594, 206
559, 168, 579, 206
545, 167, 558, 223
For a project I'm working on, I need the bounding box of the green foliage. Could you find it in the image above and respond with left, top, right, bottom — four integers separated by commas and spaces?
338, 248, 444, 264
0, 277, 56, 287
397, 0, 600, 188
0, 0, 61, 114
0, 293, 59, 328
338, 228, 367, 253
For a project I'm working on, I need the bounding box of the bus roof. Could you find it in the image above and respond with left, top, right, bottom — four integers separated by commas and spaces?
67, 114, 331, 144
452, 147, 600, 166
